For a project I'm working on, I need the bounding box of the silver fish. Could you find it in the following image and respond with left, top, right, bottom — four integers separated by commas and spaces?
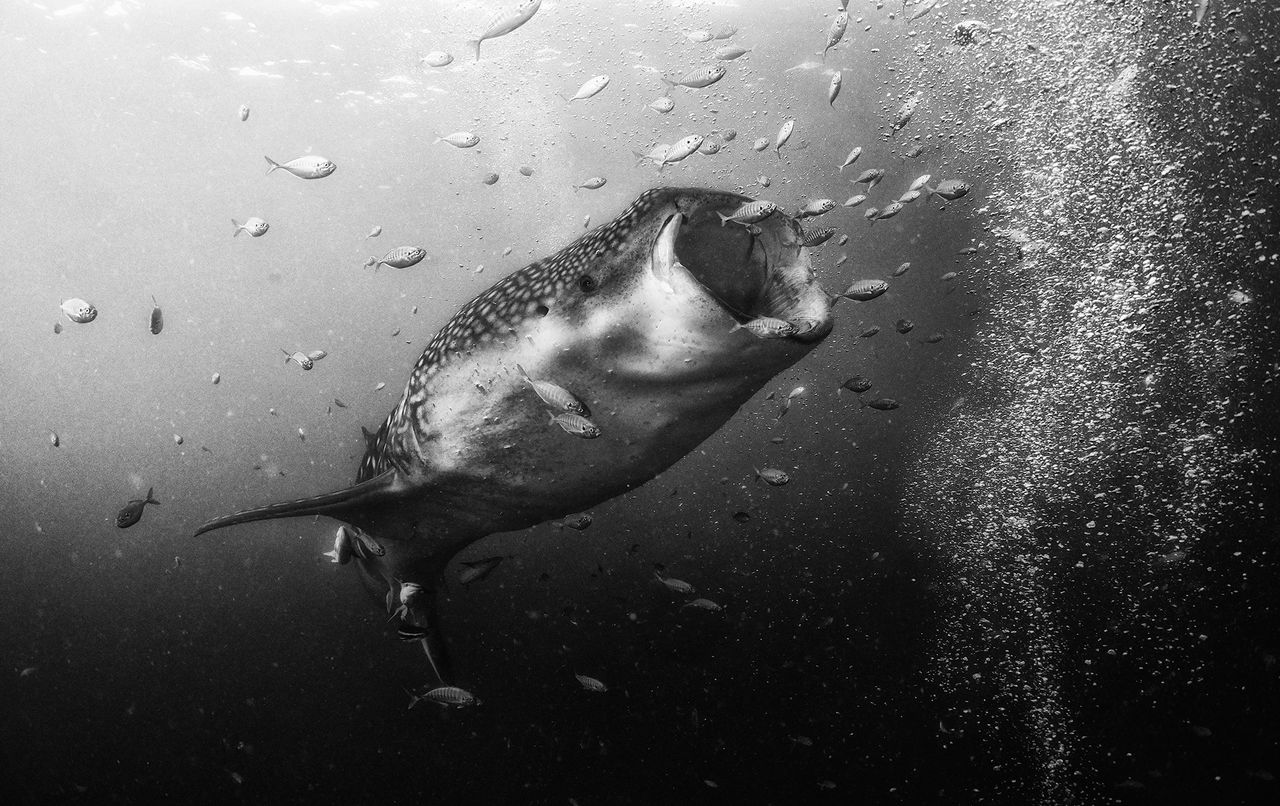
549, 411, 601, 439
60, 298, 97, 324
370, 246, 427, 270
552, 512, 593, 530
682, 598, 723, 612
717, 200, 777, 226
238, 104, 250, 122
264, 155, 336, 180
754, 467, 790, 486
752, 137, 770, 152
730, 317, 798, 339
457, 555, 504, 586
828, 71, 842, 106
892, 262, 911, 277
283, 350, 314, 370
839, 146, 862, 171
420, 51, 453, 68
575, 674, 608, 693
891, 93, 921, 133
232, 217, 269, 238
648, 96, 675, 113
926, 179, 973, 202
800, 227, 836, 247
660, 135, 704, 167
466, 0, 541, 62
564, 74, 609, 102
823, 13, 849, 59
409, 686, 480, 708
841, 375, 873, 394
909, 0, 939, 22
909, 174, 932, 192
851, 169, 885, 190
795, 199, 835, 218
843, 194, 867, 209
367, 225, 382, 238
715, 45, 751, 60
897, 190, 922, 204
518, 363, 590, 416
194, 188, 835, 689
434, 132, 480, 148
839, 279, 889, 302
874, 201, 905, 221
574, 177, 607, 192
775, 119, 795, 159
655, 572, 695, 594
662, 65, 726, 90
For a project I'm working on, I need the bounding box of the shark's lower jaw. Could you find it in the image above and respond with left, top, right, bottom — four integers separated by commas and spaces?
652, 193, 834, 343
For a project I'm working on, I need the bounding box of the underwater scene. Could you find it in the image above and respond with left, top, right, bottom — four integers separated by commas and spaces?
2, 0, 1277, 803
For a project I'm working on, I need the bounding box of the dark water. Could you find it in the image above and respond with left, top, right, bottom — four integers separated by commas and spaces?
2, 1, 1277, 804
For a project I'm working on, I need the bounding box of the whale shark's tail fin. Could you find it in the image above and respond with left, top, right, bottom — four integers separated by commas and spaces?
193, 470, 404, 536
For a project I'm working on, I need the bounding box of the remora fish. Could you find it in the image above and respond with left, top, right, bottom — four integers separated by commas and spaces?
467, 0, 542, 62
194, 188, 835, 687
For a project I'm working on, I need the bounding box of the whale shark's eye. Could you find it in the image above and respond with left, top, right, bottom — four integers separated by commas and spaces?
578, 275, 598, 293
535, 304, 549, 317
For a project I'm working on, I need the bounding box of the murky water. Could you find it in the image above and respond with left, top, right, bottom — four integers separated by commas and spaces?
1, 1, 1276, 804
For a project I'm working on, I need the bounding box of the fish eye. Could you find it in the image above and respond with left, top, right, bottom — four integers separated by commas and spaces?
578, 275, 598, 293
535, 304, 549, 317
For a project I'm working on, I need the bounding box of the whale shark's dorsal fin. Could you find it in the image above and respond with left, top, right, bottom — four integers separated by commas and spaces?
194, 470, 404, 536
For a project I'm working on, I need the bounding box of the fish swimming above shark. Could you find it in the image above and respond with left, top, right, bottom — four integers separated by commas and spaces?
194, 187, 836, 688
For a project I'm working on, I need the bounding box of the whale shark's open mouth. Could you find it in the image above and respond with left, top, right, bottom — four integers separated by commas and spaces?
652, 195, 833, 342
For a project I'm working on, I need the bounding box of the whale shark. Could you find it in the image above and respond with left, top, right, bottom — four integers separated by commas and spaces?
196, 187, 835, 685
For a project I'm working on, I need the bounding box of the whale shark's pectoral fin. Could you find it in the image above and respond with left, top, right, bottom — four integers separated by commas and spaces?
193, 470, 407, 537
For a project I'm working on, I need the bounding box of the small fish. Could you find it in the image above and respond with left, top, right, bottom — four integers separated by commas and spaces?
232, 217, 269, 238
863, 207, 879, 221
518, 363, 590, 416
632, 144, 670, 167
788, 386, 807, 400
795, 198, 835, 218
648, 96, 675, 113
721, 129, 737, 142
715, 45, 751, 60
903, 144, 925, 159
662, 65, 726, 90
755, 467, 790, 486
801, 227, 836, 247
711, 25, 737, 39
174, 434, 183, 445
892, 262, 912, 277
698, 139, 721, 155
482, 172, 499, 185
921, 332, 945, 344
370, 246, 427, 270
859, 325, 880, 338
307, 350, 328, 361
575, 674, 608, 693
60, 298, 97, 324
682, 598, 723, 612
420, 51, 453, 68
298, 427, 306, 442
466, 0, 541, 61
548, 411, 601, 439
48, 430, 59, 447
148, 296, 163, 335
891, 93, 921, 133
941, 271, 958, 282
264, 155, 336, 180
409, 686, 481, 708
732, 511, 751, 523
957, 246, 979, 255
1195, 0, 1211, 26
823, 12, 849, 59
757, 175, 771, 187
841, 375, 873, 394
457, 556, 504, 587
843, 194, 867, 208
563, 74, 609, 102
20, 666, 38, 678
211, 372, 221, 384
655, 572, 695, 594
851, 168, 885, 190
366, 225, 382, 239
861, 398, 900, 411
238, 104, 250, 122
116, 486, 160, 528
828, 71, 842, 106
324, 527, 353, 565
817, 780, 837, 791
53, 322, 62, 334
434, 131, 480, 148
660, 135, 704, 167
897, 190, 922, 204
874, 201, 905, 222
894, 318, 915, 334
839, 279, 889, 302
731, 317, 797, 339
333, 398, 347, 408
574, 177, 607, 192
685, 30, 713, 43
926, 179, 973, 202
838, 234, 848, 245
282, 349, 314, 370
839, 146, 863, 171
375, 382, 386, 391
552, 512, 593, 530
775, 119, 795, 159
751, 137, 770, 152
519, 165, 534, 176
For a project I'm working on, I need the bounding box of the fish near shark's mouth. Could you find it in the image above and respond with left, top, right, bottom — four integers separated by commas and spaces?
650, 193, 834, 343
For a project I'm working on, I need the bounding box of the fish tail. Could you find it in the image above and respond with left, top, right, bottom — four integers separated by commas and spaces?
515, 363, 531, 380
146, 487, 160, 505
194, 469, 406, 537
716, 211, 731, 227
231, 218, 242, 237
728, 322, 743, 333
263, 155, 282, 175
466, 39, 481, 62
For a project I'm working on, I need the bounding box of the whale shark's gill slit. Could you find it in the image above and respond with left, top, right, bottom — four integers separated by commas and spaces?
193, 470, 402, 536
